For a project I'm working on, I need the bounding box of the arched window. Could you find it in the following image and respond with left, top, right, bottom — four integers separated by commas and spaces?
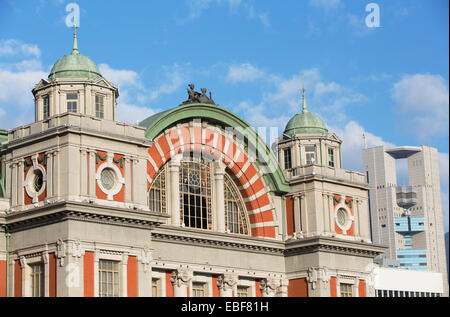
147, 154, 249, 235
224, 173, 249, 235
179, 159, 212, 230
149, 165, 167, 213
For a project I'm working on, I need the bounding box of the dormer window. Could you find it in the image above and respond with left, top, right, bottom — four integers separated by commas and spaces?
284, 147, 292, 169
328, 148, 335, 167
305, 145, 316, 165
43, 95, 50, 120
95, 95, 104, 119
67, 93, 78, 113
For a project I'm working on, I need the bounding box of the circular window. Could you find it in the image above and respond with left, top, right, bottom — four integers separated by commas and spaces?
336, 208, 348, 227
100, 168, 116, 190
32, 169, 44, 192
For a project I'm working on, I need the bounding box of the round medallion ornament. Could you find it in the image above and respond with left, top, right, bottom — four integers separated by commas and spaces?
25, 164, 47, 203
95, 160, 125, 201
100, 168, 116, 190
336, 208, 347, 227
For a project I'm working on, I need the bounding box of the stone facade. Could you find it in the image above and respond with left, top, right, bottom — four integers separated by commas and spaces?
0, 41, 386, 298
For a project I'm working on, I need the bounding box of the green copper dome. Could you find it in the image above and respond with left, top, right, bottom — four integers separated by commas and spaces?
48, 28, 101, 80
283, 88, 328, 137
48, 51, 101, 80
284, 111, 328, 136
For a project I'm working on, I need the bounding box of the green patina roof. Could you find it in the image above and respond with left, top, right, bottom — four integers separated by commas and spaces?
48, 51, 102, 80
48, 28, 101, 80
284, 111, 328, 136
139, 102, 290, 194
284, 88, 328, 136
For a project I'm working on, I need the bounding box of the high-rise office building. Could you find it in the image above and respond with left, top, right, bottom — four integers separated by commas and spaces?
363, 145, 448, 295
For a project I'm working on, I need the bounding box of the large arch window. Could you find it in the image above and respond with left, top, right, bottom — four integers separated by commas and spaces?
149, 165, 167, 214
179, 159, 213, 230
224, 173, 249, 235
147, 154, 250, 235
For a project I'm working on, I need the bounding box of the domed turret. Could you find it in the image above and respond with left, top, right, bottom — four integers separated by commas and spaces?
32, 26, 118, 122
48, 27, 101, 80
283, 86, 328, 137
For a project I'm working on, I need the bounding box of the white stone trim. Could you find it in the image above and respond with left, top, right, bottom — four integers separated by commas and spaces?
95, 159, 125, 201
24, 163, 47, 204
334, 202, 354, 235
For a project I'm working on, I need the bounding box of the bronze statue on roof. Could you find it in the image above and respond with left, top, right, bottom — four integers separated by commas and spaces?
181, 84, 216, 105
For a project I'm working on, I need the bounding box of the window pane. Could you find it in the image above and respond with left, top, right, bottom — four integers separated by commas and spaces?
328, 148, 334, 167
99, 260, 120, 297
224, 172, 249, 235
95, 95, 104, 118
149, 166, 167, 214
284, 148, 292, 169
43, 96, 50, 119
30, 263, 44, 297
179, 158, 212, 230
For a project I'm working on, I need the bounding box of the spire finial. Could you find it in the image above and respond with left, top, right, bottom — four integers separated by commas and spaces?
72, 4, 79, 54
301, 70, 307, 113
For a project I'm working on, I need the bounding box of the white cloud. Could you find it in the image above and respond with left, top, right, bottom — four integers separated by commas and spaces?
115, 103, 160, 125
0, 39, 41, 58
148, 64, 188, 102
262, 68, 366, 120
246, 4, 270, 27
98, 63, 142, 89
182, 0, 269, 27
392, 73, 449, 141
329, 120, 394, 172
314, 81, 342, 96
309, 0, 341, 11
0, 67, 47, 108
226, 63, 265, 83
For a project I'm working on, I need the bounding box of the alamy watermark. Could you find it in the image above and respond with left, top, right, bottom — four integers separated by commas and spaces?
65, 2, 80, 28
365, 3, 380, 28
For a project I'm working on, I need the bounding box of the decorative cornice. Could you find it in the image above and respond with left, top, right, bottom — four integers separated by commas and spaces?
5, 201, 168, 233
152, 227, 385, 258
284, 236, 385, 258
4, 120, 153, 151
289, 173, 370, 190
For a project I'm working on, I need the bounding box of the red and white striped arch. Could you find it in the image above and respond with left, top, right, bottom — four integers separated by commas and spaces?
146, 120, 277, 238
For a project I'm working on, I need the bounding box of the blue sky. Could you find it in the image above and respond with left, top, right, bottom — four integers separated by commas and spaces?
0, 0, 449, 231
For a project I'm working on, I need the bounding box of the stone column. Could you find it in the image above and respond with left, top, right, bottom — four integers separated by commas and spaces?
277, 279, 289, 297
63, 240, 84, 297
10, 162, 18, 207
354, 199, 360, 237
124, 157, 131, 203
17, 160, 24, 206
53, 150, 60, 199
80, 149, 88, 197
307, 267, 332, 297
121, 254, 128, 297
217, 273, 237, 297
329, 195, 336, 234
300, 194, 308, 235
171, 267, 192, 297
322, 193, 330, 233
139, 247, 152, 297
214, 161, 226, 233
259, 278, 280, 297
42, 251, 49, 297
88, 151, 96, 199
293, 195, 302, 234
169, 155, 181, 226
46, 152, 53, 198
